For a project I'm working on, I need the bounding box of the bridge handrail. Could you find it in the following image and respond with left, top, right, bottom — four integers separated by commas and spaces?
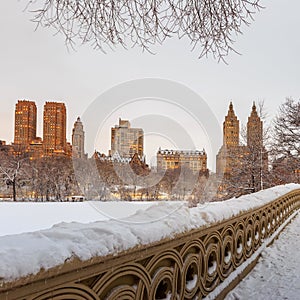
1, 188, 300, 300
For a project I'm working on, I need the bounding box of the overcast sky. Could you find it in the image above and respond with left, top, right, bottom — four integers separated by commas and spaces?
0, 1, 299, 169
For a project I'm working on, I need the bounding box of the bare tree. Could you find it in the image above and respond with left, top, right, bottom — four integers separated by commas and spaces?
26, 0, 262, 61
0, 150, 28, 201
158, 168, 180, 197
28, 157, 78, 201
238, 100, 271, 192
271, 97, 300, 183
74, 156, 114, 200
272, 98, 300, 158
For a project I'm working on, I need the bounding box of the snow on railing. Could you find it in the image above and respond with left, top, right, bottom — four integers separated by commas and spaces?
0, 184, 299, 299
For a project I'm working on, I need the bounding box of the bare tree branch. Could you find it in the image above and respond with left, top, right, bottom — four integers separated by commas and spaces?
26, 0, 263, 61
272, 97, 300, 158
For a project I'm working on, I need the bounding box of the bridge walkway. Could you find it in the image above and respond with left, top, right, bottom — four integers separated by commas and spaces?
226, 212, 300, 300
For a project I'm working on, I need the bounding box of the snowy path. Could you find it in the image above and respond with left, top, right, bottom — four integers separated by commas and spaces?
225, 212, 300, 300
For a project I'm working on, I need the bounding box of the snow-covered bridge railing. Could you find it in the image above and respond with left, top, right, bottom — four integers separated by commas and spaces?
0, 185, 300, 300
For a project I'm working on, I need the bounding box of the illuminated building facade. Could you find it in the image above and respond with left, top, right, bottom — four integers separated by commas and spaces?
27, 137, 44, 159
43, 102, 67, 156
247, 102, 263, 148
110, 118, 144, 159
216, 102, 244, 176
14, 100, 37, 146
157, 149, 207, 174
223, 102, 239, 147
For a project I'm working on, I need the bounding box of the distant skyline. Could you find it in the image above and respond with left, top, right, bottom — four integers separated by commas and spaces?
0, 1, 299, 170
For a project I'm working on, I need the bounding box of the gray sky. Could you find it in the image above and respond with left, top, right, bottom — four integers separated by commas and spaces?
0, 1, 299, 170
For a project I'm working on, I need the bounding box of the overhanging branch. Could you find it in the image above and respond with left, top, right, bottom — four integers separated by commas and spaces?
27, 0, 263, 61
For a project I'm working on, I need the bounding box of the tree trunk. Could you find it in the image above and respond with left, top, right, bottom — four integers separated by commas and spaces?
12, 179, 16, 201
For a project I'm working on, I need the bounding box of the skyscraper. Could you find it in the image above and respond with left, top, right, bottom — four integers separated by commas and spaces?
247, 102, 268, 189
72, 117, 86, 158
216, 102, 244, 176
43, 102, 67, 156
247, 102, 263, 148
223, 101, 239, 147
14, 100, 37, 145
110, 118, 144, 158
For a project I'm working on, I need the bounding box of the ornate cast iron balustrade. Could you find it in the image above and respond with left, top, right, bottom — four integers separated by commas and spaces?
1, 189, 299, 300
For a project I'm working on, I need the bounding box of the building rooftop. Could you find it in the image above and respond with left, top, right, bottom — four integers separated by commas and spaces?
157, 149, 206, 155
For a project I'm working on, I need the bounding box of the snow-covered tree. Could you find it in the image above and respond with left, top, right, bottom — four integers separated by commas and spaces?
0, 148, 28, 201
29, 157, 78, 201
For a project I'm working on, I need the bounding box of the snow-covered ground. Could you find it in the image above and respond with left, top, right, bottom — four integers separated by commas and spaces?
225, 212, 300, 300
0, 184, 299, 282
0, 201, 165, 236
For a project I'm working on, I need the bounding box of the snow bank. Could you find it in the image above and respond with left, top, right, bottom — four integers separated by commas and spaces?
0, 184, 299, 282
0, 201, 163, 236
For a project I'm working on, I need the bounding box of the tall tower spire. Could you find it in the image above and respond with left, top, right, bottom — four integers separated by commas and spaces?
247, 101, 263, 148
223, 102, 239, 147
72, 117, 86, 159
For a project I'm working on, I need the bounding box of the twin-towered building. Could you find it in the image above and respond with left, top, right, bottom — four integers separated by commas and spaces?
216, 102, 268, 186
13, 100, 86, 159
13, 101, 206, 174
